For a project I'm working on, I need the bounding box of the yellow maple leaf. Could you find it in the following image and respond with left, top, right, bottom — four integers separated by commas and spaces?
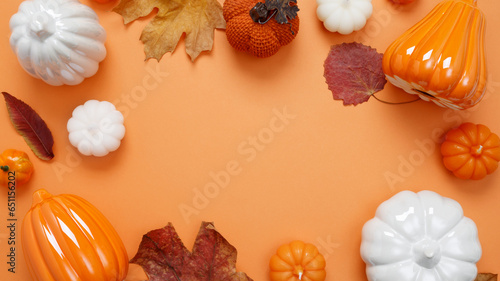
114, 0, 226, 61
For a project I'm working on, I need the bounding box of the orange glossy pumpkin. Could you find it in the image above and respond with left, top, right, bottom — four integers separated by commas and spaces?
441, 123, 500, 180
269, 240, 326, 281
223, 0, 299, 58
0, 149, 33, 186
22, 189, 129, 281
383, 0, 486, 110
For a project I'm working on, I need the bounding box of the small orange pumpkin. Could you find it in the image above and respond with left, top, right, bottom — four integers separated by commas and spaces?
22, 189, 129, 281
223, 0, 300, 58
0, 149, 33, 186
441, 123, 500, 180
269, 240, 326, 281
383, 0, 486, 110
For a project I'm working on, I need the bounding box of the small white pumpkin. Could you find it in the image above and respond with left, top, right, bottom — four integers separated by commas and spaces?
9, 0, 107, 86
316, 0, 373, 35
67, 100, 125, 157
360, 190, 481, 281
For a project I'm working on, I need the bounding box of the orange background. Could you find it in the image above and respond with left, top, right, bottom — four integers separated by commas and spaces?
1, 0, 500, 280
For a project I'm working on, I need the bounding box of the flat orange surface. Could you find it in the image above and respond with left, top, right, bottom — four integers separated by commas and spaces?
1, 0, 500, 280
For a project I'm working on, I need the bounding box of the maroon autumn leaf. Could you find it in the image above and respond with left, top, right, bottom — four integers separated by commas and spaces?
2, 92, 54, 160
475, 273, 498, 281
324, 42, 387, 106
130, 221, 253, 281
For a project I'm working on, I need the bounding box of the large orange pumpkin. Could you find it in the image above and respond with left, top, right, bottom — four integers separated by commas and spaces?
269, 240, 326, 281
383, 0, 486, 110
441, 123, 500, 180
22, 189, 129, 281
223, 0, 300, 58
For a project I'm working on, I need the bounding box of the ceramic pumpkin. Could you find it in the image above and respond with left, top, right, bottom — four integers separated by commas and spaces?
224, 0, 300, 58
22, 189, 129, 281
67, 100, 125, 157
441, 123, 500, 180
361, 190, 481, 281
316, 0, 373, 35
269, 240, 326, 281
9, 0, 107, 86
0, 149, 33, 186
383, 0, 486, 110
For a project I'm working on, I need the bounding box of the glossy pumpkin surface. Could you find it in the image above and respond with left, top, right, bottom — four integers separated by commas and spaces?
9, 0, 107, 86
223, 0, 299, 58
361, 190, 481, 281
0, 149, 33, 186
441, 123, 500, 180
22, 189, 129, 281
383, 0, 486, 110
269, 240, 326, 281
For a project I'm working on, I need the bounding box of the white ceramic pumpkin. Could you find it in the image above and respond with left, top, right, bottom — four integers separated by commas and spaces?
316, 0, 373, 35
67, 100, 125, 157
9, 0, 107, 86
360, 190, 481, 281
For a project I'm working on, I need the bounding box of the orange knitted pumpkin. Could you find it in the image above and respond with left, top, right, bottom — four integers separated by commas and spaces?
223, 0, 300, 58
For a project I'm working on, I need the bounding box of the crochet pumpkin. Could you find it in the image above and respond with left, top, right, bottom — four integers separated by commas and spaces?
223, 0, 300, 58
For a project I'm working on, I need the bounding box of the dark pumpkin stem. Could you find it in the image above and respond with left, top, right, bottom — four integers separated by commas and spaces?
249, 2, 297, 35
372, 93, 421, 105
250, 3, 276, 24
1, 166, 9, 172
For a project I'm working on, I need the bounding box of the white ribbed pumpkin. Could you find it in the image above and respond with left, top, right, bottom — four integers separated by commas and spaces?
67, 100, 125, 157
316, 0, 373, 35
9, 0, 107, 86
360, 190, 482, 281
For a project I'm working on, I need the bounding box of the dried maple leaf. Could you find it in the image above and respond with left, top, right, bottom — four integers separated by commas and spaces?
476, 273, 498, 281
264, 0, 299, 24
113, 0, 226, 61
130, 221, 253, 281
324, 42, 387, 106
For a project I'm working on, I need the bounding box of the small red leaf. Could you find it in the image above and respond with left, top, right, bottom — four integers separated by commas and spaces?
2, 92, 54, 161
131, 222, 253, 281
324, 42, 387, 106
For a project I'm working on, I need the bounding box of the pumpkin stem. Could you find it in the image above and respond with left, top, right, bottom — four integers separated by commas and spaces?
293, 265, 304, 280
471, 145, 483, 156
250, 3, 276, 24
0, 166, 9, 172
32, 189, 53, 207
249, 1, 297, 35
372, 93, 421, 105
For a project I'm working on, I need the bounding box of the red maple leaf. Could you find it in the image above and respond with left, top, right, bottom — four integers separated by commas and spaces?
130, 222, 253, 281
324, 42, 387, 106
